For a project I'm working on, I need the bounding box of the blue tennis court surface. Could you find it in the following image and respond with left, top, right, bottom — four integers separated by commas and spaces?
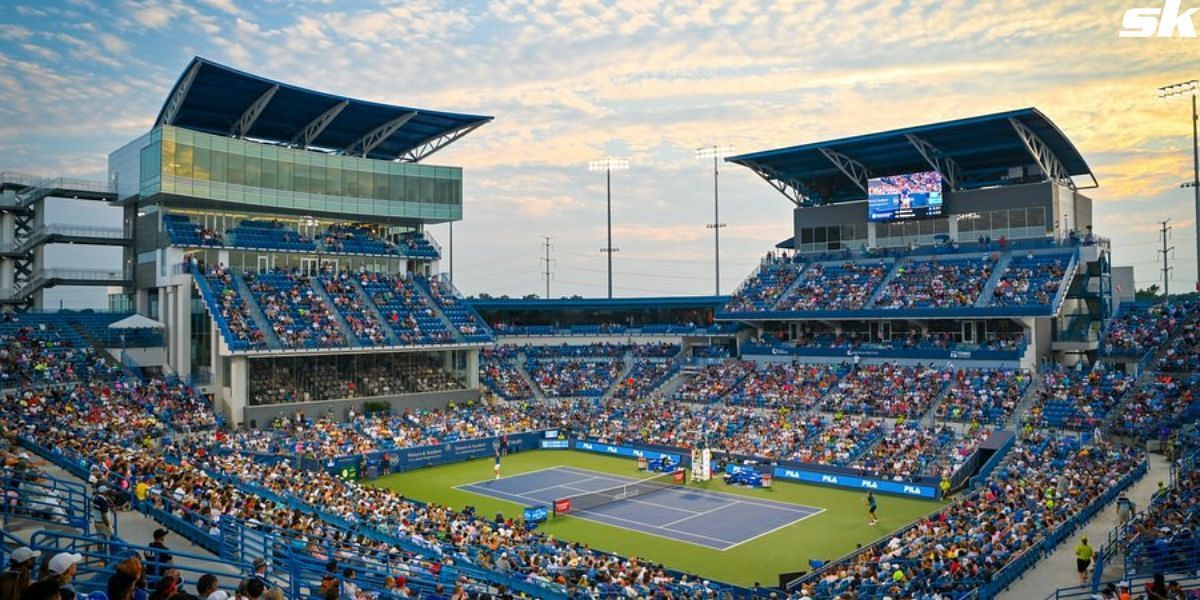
457, 465, 822, 549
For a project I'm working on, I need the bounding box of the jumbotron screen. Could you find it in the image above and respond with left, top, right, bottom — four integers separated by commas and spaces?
867, 171, 944, 222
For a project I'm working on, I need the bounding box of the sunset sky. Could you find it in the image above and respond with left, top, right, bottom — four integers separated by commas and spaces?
2, 0, 1199, 303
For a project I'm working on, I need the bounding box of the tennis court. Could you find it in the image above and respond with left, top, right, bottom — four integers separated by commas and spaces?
457, 465, 822, 549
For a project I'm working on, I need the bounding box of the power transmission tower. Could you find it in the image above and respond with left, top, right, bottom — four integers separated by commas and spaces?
1159, 219, 1175, 298
540, 236, 554, 299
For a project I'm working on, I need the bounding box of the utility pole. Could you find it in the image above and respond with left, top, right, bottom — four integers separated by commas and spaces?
540, 236, 554, 299
448, 222, 454, 285
1159, 219, 1174, 298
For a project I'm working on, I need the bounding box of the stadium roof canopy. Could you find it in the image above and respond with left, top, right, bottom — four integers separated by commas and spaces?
154, 57, 493, 163
727, 108, 1097, 207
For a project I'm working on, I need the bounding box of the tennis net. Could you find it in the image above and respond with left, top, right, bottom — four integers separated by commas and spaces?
553, 469, 685, 515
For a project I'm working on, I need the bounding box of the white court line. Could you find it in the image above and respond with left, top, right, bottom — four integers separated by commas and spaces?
456, 464, 572, 489
555, 465, 819, 515
568, 506, 739, 547
519, 476, 607, 497
660, 499, 742, 528
720, 507, 827, 551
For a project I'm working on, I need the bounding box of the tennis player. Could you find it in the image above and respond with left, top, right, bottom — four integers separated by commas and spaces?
865, 491, 878, 526
493, 450, 502, 480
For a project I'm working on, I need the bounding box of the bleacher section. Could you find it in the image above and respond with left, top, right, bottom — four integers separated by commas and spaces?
419, 274, 494, 342
164, 213, 441, 259
243, 269, 347, 348
823, 363, 948, 418
936, 368, 1030, 425
723, 254, 803, 312
774, 260, 891, 312
989, 252, 1071, 307
1102, 300, 1194, 359
875, 255, 995, 309
226, 219, 317, 251
1026, 368, 1134, 430
193, 267, 495, 351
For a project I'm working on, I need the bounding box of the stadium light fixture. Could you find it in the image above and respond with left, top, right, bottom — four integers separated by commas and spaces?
696, 145, 734, 296
1159, 79, 1200, 290
589, 157, 630, 298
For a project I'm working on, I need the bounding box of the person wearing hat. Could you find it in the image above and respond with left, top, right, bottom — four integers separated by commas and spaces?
0, 546, 41, 600
147, 530, 172, 580
247, 559, 269, 593
40, 552, 81, 600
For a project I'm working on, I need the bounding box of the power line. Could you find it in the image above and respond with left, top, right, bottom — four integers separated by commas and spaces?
1159, 219, 1175, 297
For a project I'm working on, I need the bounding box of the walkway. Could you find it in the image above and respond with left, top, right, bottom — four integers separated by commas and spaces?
997, 452, 1169, 599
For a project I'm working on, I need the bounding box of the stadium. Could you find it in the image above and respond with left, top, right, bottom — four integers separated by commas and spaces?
1, 38, 1198, 600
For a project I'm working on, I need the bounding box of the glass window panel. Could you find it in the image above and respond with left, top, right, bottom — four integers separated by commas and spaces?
813, 228, 826, 243
376, 170, 390, 200
295, 162, 310, 194
1010, 207, 1026, 228
193, 146, 210, 181
828, 225, 841, 243
261, 159, 277, 190
344, 167, 358, 197
1028, 206, 1046, 227
390, 173, 404, 201
328, 165, 342, 197
934, 218, 949, 233
419, 177, 434, 204
245, 155, 261, 188
991, 209, 1008, 229
278, 160, 292, 191
227, 153, 244, 186
311, 164, 326, 196
359, 169, 373, 199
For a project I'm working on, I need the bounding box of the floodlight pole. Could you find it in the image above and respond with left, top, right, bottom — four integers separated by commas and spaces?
698, 146, 732, 296
606, 166, 613, 299
1159, 80, 1200, 289
590, 158, 627, 299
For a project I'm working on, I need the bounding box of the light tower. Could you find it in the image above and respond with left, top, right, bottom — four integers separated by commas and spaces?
696, 145, 734, 295
588, 157, 629, 298
1158, 80, 1199, 289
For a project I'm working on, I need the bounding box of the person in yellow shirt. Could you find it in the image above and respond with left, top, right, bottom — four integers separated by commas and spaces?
135, 480, 150, 503
1074, 537, 1094, 583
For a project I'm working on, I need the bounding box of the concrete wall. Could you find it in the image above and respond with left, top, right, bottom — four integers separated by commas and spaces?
242, 388, 479, 428
1112, 266, 1135, 305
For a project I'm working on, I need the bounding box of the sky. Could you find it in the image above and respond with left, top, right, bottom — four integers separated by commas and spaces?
2, 0, 1200, 305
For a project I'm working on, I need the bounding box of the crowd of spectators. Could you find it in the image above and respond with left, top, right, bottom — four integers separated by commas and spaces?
249, 356, 463, 405
196, 263, 267, 350
363, 272, 455, 345
849, 423, 964, 480
1026, 368, 1134, 430
244, 269, 346, 348
795, 434, 1143, 599
672, 360, 755, 403
0, 323, 121, 389
320, 270, 389, 346
876, 257, 996, 309
1159, 319, 1200, 372
725, 363, 844, 410
610, 359, 676, 399
479, 347, 534, 401
935, 369, 1030, 425
773, 261, 891, 312
1109, 374, 1198, 441
526, 359, 624, 397
723, 252, 802, 312
989, 253, 1068, 307
823, 363, 947, 418
1102, 300, 1195, 358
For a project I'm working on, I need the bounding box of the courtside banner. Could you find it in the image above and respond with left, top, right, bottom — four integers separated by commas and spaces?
772, 466, 939, 498
572, 439, 683, 465
326, 430, 548, 476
